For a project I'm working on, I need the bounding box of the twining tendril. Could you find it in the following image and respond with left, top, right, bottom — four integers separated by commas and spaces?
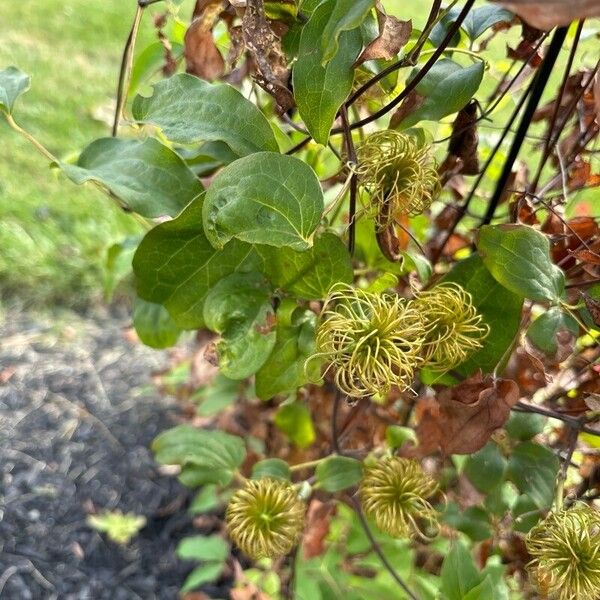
225, 478, 306, 560
413, 282, 489, 370
360, 457, 439, 539
311, 284, 426, 398
526, 505, 600, 600
355, 130, 440, 227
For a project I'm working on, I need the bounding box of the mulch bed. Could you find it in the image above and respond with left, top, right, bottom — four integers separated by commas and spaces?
0, 308, 203, 599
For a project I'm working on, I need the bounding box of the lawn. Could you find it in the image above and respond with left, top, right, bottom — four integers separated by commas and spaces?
0, 1, 191, 308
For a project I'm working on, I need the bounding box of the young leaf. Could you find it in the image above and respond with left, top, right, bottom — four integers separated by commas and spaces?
59, 138, 203, 218
442, 254, 523, 375
257, 233, 353, 299
203, 272, 276, 379
152, 425, 246, 486
0, 66, 30, 114
274, 402, 316, 448
132, 73, 278, 156
133, 297, 181, 349
315, 456, 363, 492
320, 0, 376, 63
176, 535, 229, 562
477, 224, 565, 302
394, 59, 484, 129
462, 5, 514, 40
180, 562, 225, 593
293, 0, 363, 145
203, 152, 324, 251
507, 441, 559, 509
251, 458, 292, 481
133, 201, 264, 329
255, 300, 319, 399
527, 307, 578, 355
440, 540, 482, 600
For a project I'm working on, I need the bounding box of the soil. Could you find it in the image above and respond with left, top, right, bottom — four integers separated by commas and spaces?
0, 308, 202, 599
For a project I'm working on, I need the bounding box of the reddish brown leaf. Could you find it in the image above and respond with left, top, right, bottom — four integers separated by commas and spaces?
582, 291, 600, 327
302, 499, 336, 559
570, 248, 600, 266
568, 160, 600, 191
355, 8, 412, 65
0, 366, 16, 385
390, 90, 426, 129
496, 0, 600, 29
416, 374, 520, 456
445, 100, 480, 176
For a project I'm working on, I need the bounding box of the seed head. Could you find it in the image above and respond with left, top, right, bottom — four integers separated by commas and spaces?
225, 478, 306, 560
413, 283, 489, 370
526, 505, 600, 600
360, 456, 438, 538
312, 284, 426, 398
356, 130, 440, 226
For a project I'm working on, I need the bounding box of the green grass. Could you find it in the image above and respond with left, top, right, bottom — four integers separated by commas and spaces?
0, 1, 190, 308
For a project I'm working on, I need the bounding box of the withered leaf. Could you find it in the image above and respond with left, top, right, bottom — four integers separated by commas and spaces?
582, 291, 600, 327
302, 499, 336, 559
568, 160, 600, 191
242, 0, 294, 113
185, 17, 226, 81
416, 374, 520, 456
446, 100, 480, 176
495, 0, 600, 29
390, 89, 426, 129
355, 8, 412, 65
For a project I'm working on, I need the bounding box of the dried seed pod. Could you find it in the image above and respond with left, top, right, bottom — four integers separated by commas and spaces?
360, 456, 438, 538
311, 284, 426, 398
226, 478, 306, 560
526, 505, 600, 600
356, 130, 440, 226
413, 282, 489, 370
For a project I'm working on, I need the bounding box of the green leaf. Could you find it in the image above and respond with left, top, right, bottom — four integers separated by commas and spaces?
443, 503, 492, 542
177, 535, 229, 562
507, 441, 559, 509
440, 540, 481, 600
133, 297, 181, 349
132, 73, 278, 156
462, 6, 513, 40
385, 425, 417, 450
527, 307, 578, 355
255, 301, 319, 400
152, 425, 246, 486
293, 0, 363, 145
59, 137, 203, 218
464, 443, 507, 493
203, 272, 276, 379
258, 233, 353, 299
180, 562, 225, 593
203, 152, 324, 251
512, 494, 543, 533
194, 374, 240, 417
251, 458, 292, 481
133, 201, 263, 329
129, 41, 183, 96
320, 0, 376, 63
315, 456, 363, 492
505, 411, 546, 441
0, 66, 30, 114
189, 485, 220, 514
442, 254, 523, 375
477, 224, 565, 302
396, 59, 484, 129
462, 576, 495, 600
274, 402, 316, 448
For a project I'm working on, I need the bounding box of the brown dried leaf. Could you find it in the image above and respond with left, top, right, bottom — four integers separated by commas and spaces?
446, 100, 480, 176
571, 248, 600, 266
390, 90, 426, 129
355, 8, 412, 65
242, 0, 294, 113
302, 499, 336, 559
416, 374, 520, 455
495, 0, 600, 29
582, 292, 600, 327
568, 160, 600, 191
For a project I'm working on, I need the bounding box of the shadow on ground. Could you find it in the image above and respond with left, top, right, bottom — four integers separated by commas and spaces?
0, 309, 194, 599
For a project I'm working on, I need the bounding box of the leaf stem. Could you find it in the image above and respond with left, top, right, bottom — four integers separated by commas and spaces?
5, 114, 58, 163
289, 458, 326, 472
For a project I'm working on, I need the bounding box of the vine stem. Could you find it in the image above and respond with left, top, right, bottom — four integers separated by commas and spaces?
5, 114, 58, 163
339, 105, 358, 256
112, 3, 144, 137
480, 26, 568, 226
554, 424, 580, 511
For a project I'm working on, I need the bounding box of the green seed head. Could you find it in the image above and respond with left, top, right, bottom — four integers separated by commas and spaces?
356, 130, 440, 226
312, 284, 426, 398
360, 456, 438, 538
413, 282, 489, 370
526, 505, 600, 600
225, 478, 306, 560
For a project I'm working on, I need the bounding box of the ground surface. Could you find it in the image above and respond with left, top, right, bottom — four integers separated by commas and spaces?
0, 308, 197, 599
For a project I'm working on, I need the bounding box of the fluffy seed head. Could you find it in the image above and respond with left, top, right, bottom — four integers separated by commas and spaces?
526, 505, 600, 600
356, 130, 440, 226
360, 456, 438, 538
312, 284, 426, 398
413, 283, 489, 370
225, 478, 306, 560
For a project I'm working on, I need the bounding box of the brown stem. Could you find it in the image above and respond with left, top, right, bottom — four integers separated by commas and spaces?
339, 105, 358, 255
